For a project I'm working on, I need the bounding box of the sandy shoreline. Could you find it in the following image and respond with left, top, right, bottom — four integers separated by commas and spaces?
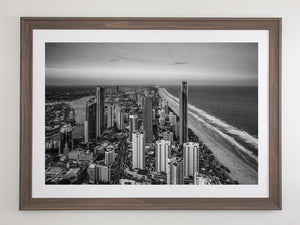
159, 88, 258, 184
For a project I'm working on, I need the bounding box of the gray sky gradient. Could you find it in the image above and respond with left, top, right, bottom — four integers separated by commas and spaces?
45, 43, 258, 86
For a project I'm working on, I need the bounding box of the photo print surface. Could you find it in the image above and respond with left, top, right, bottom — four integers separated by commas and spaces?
45, 43, 258, 185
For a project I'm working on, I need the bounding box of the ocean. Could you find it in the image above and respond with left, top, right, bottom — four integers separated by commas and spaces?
164, 86, 258, 136
161, 85, 258, 160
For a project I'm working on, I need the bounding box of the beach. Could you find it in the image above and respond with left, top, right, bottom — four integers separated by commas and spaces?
158, 87, 258, 184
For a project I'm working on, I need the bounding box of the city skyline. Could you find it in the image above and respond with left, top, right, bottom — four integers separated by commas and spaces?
45, 81, 258, 185
45, 43, 258, 185
46, 43, 258, 86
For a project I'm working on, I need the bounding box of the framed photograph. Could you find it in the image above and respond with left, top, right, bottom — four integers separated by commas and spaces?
20, 18, 281, 210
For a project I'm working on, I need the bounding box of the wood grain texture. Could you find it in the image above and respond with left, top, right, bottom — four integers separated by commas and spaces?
19, 18, 281, 210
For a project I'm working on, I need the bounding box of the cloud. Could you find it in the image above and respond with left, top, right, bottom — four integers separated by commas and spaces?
46, 43, 258, 86
169, 61, 190, 65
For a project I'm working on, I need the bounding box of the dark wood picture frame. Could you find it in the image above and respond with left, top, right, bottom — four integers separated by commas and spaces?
20, 17, 281, 210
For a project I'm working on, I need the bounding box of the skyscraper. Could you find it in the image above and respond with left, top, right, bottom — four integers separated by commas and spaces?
162, 99, 169, 114
107, 104, 114, 128
86, 99, 96, 140
183, 142, 199, 177
129, 114, 138, 141
84, 102, 89, 143
167, 157, 184, 184
59, 124, 73, 158
105, 147, 115, 166
155, 140, 171, 173
174, 121, 180, 139
138, 95, 144, 108
116, 105, 125, 130
132, 132, 145, 169
143, 95, 153, 143
96, 87, 105, 139
179, 81, 188, 144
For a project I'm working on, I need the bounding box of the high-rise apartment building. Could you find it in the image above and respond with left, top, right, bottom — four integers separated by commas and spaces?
107, 104, 114, 128
143, 95, 153, 143
129, 114, 138, 141
88, 100, 97, 140
115, 105, 125, 130
96, 87, 105, 139
155, 140, 171, 173
179, 81, 188, 144
162, 99, 169, 114
183, 142, 199, 177
174, 121, 180, 139
84, 102, 89, 143
105, 148, 115, 166
167, 157, 184, 184
59, 124, 73, 158
84, 99, 97, 141
132, 132, 145, 169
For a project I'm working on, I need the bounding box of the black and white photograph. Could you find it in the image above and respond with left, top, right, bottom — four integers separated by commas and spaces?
45, 42, 258, 186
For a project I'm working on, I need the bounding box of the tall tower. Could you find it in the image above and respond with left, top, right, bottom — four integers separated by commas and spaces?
96, 87, 105, 139
116, 105, 124, 130
183, 142, 199, 177
87, 100, 96, 140
143, 95, 153, 143
107, 104, 114, 128
59, 124, 73, 158
132, 132, 145, 169
167, 157, 184, 184
162, 99, 169, 114
179, 81, 188, 145
129, 114, 138, 141
84, 102, 89, 143
155, 140, 171, 173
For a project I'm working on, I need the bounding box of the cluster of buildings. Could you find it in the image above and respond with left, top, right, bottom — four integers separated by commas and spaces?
45, 102, 75, 137
45, 81, 228, 185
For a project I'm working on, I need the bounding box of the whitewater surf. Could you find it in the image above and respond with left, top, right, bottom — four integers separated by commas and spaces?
158, 87, 258, 184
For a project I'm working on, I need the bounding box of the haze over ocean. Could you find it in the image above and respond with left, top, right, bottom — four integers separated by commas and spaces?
165, 85, 258, 136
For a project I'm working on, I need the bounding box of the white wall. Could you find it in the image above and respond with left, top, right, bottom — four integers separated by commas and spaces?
0, 0, 299, 224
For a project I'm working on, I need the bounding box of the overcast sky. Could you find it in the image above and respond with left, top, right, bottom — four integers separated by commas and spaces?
45, 43, 258, 86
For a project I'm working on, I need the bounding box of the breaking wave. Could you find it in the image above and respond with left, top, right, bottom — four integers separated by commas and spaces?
158, 87, 258, 162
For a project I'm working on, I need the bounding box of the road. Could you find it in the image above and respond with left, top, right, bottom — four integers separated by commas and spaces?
113, 136, 128, 184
